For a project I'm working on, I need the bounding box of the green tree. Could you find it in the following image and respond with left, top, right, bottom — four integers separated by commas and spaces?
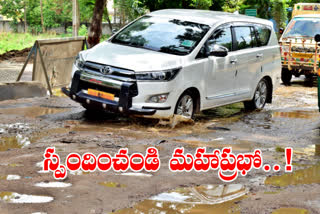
210, 0, 224, 11
79, 0, 95, 23
271, 0, 287, 34
0, 0, 25, 22
222, 0, 244, 13
114, 0, 147, 26
243, 0, 271, 19
190, 0, 212, 10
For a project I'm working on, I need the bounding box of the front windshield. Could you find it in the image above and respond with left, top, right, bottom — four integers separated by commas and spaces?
283, 17, 320, 39
111, 16, 210, 56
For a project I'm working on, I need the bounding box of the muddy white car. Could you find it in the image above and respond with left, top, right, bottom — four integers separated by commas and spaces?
62, 9, 281, 119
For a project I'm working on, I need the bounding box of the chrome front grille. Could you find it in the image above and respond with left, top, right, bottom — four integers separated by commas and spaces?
83, 61, 136, 81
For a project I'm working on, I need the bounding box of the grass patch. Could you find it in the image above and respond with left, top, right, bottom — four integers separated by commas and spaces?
202, 102, 244, 118
0, 33, 73, 54
275, 146, 285, 153
0, 32, 110, 55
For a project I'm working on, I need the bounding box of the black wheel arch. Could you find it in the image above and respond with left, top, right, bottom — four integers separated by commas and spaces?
177, 87, 201, 114
262, 76, 273, 104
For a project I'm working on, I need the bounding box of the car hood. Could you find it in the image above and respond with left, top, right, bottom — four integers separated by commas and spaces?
82, 42, 184, 72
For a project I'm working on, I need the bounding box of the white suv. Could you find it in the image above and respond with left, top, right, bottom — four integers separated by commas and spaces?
62, 9, 281, 119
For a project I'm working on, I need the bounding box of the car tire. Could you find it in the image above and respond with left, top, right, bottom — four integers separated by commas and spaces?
281, 68, 292, 85
174, 91, 195, 119
82, 104, 105, 114
305, 73, 314, 80
244, 79, 268, 111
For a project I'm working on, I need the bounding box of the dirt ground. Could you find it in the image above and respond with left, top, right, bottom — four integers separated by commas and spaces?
0, 75, 319, 214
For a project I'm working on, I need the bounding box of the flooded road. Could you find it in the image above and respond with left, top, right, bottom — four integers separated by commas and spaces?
0, 78, 319, 213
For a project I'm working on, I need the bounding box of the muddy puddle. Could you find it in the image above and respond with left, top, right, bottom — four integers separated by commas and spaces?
294, 144, 320, 156
272, 207, 309, 214
0, 174, 21, 180
272, 110, 320, 119
265, 163, 320, 187
0, 106, 69, 118
34, 182, 72, 188
0, 134, 30, 151
0, 192, 53, 203
113, 184, 247, 214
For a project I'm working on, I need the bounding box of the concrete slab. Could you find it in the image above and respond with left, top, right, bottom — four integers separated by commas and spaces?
0, 81, 46, 101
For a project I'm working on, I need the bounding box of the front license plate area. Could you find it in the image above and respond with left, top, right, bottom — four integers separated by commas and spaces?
88, 89, 115, 101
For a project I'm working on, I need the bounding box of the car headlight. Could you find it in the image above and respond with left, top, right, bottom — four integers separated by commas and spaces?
75, 53, 85, 69
135, 68, 181, 81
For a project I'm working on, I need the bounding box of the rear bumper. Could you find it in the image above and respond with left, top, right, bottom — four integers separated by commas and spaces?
282, 64, 317, 73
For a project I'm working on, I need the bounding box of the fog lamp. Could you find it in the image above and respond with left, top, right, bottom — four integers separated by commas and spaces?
148, 94, 169, 103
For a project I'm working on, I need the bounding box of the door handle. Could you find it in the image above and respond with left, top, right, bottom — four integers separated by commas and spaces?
256, 53, 263, 58
230, 59, 238, 64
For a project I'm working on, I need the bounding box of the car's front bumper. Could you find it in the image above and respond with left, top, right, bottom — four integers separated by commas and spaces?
62, 70, 157, 116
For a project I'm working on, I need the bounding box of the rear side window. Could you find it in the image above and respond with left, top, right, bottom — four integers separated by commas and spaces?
233, 27, 254, 50
254, 24, 271, 46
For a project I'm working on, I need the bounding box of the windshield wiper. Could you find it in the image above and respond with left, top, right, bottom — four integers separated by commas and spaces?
112, 39, 160, 52
159, 47, 189, 56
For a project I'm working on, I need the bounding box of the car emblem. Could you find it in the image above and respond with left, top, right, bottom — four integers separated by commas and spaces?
100, 66, 113, 75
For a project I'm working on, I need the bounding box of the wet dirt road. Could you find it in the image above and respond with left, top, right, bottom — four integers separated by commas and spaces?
0, 77, 319, 214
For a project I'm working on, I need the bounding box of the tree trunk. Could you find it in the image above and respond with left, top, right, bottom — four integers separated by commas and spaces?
104, 0, 113, 33
72, 0, 80, 37
88, 0, 106, 48
114, 7, 117, 24
24, 4, 27, 33
40, 0, 45, 33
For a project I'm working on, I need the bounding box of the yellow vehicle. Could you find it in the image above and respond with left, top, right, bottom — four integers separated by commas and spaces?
279, 3, 320, 85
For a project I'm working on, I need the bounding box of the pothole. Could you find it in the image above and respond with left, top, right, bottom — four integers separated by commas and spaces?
0, 106, 69, 118
0, 134, 30, 151
113, 184, 247, 213
265, 162, 320, 187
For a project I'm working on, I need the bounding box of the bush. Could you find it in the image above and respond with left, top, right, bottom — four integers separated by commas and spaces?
79, 24, 88, 36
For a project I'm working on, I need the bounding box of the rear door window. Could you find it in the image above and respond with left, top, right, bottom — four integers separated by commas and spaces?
254, 24, 271, 46
233, 26, 254, 50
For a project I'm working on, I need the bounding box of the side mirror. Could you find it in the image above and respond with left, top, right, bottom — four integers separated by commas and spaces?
279, 28, 284, 35
315, 34, 320, 43
210, 45, 228, 57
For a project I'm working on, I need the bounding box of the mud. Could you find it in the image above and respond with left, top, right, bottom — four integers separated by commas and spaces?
114, 184, 246, 214
0, 106, 69, 118
272, 208, 309, 214
0, 77, 319, 213
265, 163, 320, 187
0, 47, 32, 63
